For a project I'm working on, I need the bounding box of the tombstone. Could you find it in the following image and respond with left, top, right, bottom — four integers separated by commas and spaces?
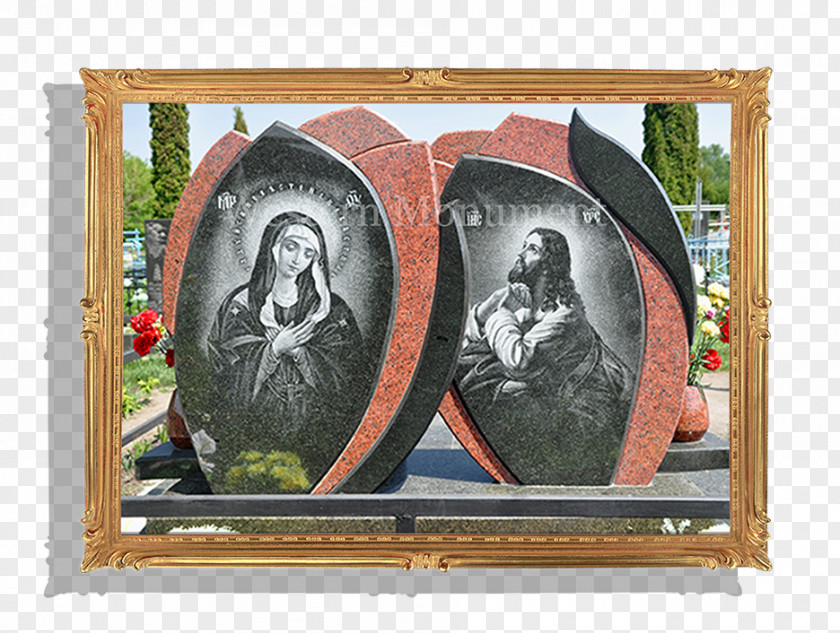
442, 156, 645, 485
144, 219, 171, 314
434, 110, 692, 486
174, 110, 466, 495
298, 107, 467, 494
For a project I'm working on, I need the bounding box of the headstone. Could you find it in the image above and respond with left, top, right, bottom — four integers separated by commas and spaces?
569, 111, 696, 342
144, 219, 171, 314
435, 111, 691, 486
298, 107, 466, 495
176, 122, 398, 494
567, 112, 692, 484
174, 110, 466, 495
442, 156, 645, 485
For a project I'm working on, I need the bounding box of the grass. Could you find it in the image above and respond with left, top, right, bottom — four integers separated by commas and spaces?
121, 424, 170, 494
123, 353, 176, 393
122, 353, 175, 418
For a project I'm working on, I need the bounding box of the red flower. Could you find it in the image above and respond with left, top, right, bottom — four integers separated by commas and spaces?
702, 349, 722, 371
130, 308, 159, 334
132, 329, 161, 357
165, 348, 175, 368
719, 320, 730, 343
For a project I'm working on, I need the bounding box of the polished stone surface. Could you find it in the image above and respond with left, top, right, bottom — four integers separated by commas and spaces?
414, 516, 719, 535
442, 156, 644, 485
377, 415, 728, 503
333, 198, 468, 493
143, 516, 397, 535
298, 106, 408, 159
569, 109, 697, 343
175, 121, 396, 494
134, 416, 728, 536
611, 233, 689, 484
299, 106, 466, 495
432, 113, 691, 486
311, 140, 441, 493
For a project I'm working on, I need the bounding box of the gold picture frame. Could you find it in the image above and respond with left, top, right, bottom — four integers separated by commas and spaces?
80, 68, 771, 571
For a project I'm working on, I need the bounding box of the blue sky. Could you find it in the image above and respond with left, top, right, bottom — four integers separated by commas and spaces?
123, 102, 731, 172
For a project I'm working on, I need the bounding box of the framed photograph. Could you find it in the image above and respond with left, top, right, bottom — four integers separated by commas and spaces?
80, 68, 771, 571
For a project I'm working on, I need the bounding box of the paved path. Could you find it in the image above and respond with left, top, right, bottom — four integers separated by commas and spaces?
701, 370, 729, 440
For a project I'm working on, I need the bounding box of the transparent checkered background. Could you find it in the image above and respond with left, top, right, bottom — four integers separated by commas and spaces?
2, 1, 835, 631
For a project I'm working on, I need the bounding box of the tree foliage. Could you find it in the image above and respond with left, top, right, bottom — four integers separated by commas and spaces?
122, 151, 156, 232
149, 103, 190, 219
233, 106, 249, 134
642, 103, 700, 206
698, 144, 730, 205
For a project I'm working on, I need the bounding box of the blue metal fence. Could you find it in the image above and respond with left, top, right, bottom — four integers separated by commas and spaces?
123, 229, 147, 318
673, 204, 730, 284
688, 234, 730, 283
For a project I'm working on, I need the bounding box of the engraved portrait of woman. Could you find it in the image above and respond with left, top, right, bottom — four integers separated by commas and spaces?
206, 211, 369, 470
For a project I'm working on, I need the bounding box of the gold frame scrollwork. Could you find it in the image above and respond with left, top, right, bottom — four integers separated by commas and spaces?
80, 68, 771, 572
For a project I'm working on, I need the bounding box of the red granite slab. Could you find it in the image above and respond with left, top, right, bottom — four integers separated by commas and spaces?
431, 130, 492, 167
439, 388, 518, 484
162, 131, 251, 333
313, 140, 439, 493
298, 106, 408, 158
478, 114, 583, 185
433, 161, 452, 194
613, 232, 688, 483
434, 113, 689, 485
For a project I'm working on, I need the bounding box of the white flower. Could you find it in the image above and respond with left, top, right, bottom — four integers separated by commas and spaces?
699, 522, 731, 534
693, 264, 705, 286
708, 282, 726, 298
700, 320, 720, 338
168, 525, 235, 534
697, 295, 713, 317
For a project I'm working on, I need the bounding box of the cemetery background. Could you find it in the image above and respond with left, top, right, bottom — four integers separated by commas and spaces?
4, 3, 834, 633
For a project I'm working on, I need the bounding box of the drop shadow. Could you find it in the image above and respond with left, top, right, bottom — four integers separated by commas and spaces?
42, 82, 742, 597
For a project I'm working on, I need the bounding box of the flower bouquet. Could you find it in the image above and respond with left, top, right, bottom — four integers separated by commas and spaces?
127, 308, 190, 447
675, 281, 731, 442
688, 282, 730, 386
129, 308, 174, 366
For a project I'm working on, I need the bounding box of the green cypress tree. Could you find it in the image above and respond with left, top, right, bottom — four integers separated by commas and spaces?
233, 106, 249, 134
122, 151, 156, 232
698, 144, 730, 205
642, 103, 699, 207
148, 103, 190, 219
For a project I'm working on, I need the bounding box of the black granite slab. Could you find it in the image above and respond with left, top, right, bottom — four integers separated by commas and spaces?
658, 432, 730, 472
442, 155, 645, 486
175, 122, 397, 495
135, 441, 202, 480
569, 109, 697, 343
